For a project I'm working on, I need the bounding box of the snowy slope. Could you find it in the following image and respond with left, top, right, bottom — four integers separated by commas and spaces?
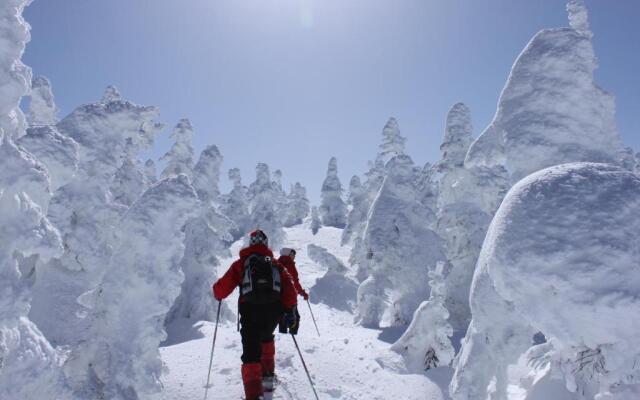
160, 222, 449, 400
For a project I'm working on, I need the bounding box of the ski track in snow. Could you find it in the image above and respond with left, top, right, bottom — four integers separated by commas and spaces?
160, 222, 449, 399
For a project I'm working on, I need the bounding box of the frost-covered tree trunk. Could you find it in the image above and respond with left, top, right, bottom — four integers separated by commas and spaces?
283, 182, 310, 227
160, 119, 195, 179
220, 168, 251, 240
319, 157, 347, 228
357, 155, 445, 327
66, 176, 198, 400
248, 163, 285, 248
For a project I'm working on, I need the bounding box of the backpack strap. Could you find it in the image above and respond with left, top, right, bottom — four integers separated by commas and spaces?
240, 254, 257, 296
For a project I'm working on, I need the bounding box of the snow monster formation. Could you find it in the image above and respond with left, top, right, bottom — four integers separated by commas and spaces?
0, 132, 72, 400
450, 163, 640, 400
65, 176, 198, 400
357, 155, 445, 328
0, 3, 74, 398
434, 103, 492, 332
465, 0, 627, 183
319, 156, 348, 228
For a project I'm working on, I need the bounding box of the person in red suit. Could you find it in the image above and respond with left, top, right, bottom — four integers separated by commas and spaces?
212, 230, 299, 400
277, 248, 309, 300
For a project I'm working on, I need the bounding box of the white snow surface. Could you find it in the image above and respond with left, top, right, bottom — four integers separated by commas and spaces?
160, 223, 450, 400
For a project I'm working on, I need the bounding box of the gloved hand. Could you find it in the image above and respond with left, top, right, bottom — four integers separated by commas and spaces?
281, 306, 300, 335
301, 291, 309, 301
212, 284, 222, 301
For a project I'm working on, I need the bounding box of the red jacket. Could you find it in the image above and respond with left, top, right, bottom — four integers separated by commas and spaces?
278, 255, 306, 297
212, 244, 297, 309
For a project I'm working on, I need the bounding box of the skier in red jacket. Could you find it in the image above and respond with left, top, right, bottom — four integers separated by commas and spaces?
212, 230, 299, 400
278, 248, 309, 300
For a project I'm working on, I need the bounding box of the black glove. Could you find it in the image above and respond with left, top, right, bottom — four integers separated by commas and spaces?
279, 306, 300, 335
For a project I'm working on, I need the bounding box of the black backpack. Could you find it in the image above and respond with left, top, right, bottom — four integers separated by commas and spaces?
240, 253, 281, 304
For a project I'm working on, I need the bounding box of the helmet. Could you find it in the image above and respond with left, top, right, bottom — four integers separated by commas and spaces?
249, 230, 268, 247
280, 247, 296, 257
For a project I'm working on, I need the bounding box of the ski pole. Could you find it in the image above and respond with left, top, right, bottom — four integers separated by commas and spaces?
306, 299, 320, 337
291, 334, 321, 400
203, 300, 222, 400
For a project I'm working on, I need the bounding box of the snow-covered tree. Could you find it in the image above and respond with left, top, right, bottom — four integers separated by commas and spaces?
66, 175, 198, 400
431, 103, 493, 331
166, 208, 234, 325
271, 169, 289, 223
166, 146, 234, 326
29, 87, 162, 346
247, 163, 285, 248
310, 205, 321, 235
357, 155, 445, 327
0, 129, 72, 400
0, 0, 32, 140
27, 76, 58, 127
341, 175, 366, 245
392, 261, 454, 372
283, 182, 310, 227
451, 163, 640, 400
102, 85, 121, 102
414, 162, 439, 216
465, 0, 626, 183
160, 118, 195, 179
220, 167, 251, 240
319, 157, 347, 228
192, 144, 223, 203
378, 117, 406, 164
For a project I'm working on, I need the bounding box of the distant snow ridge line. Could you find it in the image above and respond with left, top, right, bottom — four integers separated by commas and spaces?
451, 163, 640, 400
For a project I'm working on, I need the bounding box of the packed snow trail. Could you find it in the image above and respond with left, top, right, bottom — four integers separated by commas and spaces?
160, 223, 448, 399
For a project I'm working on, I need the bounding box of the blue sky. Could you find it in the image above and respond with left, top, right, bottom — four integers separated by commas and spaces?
22, 0, 640, 202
